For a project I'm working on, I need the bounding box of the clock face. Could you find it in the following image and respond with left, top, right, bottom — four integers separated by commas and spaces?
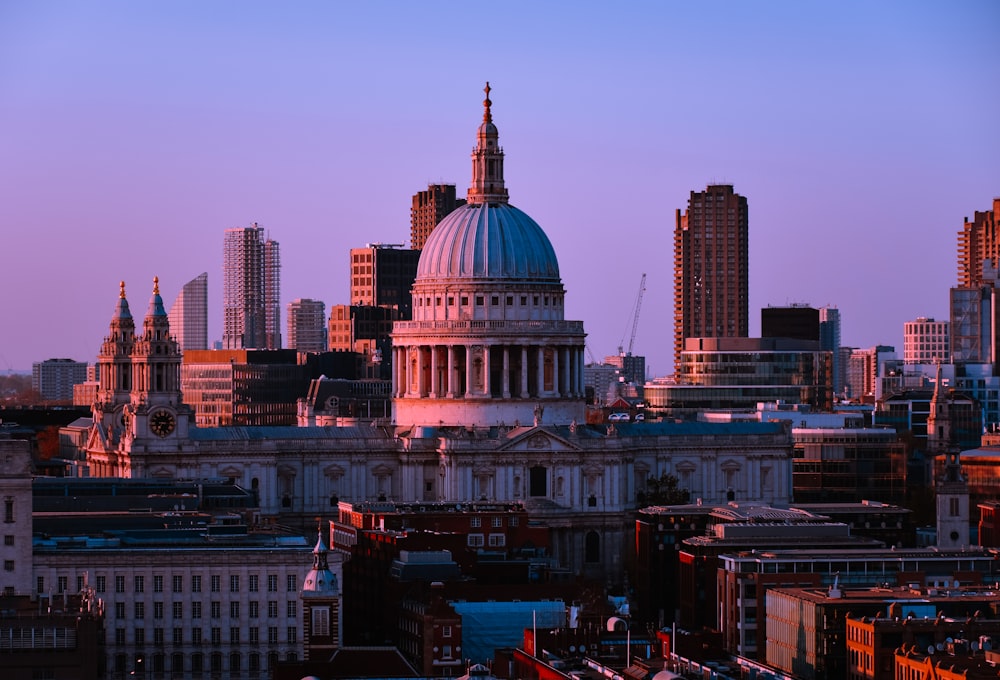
149, 409, 176, 437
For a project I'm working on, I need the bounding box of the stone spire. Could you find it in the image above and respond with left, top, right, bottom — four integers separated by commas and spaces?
97, 281, 135, 408
467, 82, 509, 206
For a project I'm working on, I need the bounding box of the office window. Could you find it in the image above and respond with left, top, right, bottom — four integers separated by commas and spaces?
443, 625, 452, 638
230, 575, 239, 593
192, 575, 202, 593
191, 653, 203, 673
135, 602, 145, 619
248, 574, 259, 593
4, 498, 13, 523
267, 575, 278, 592
211, 601, 221, 619
96, 575, 106, 593
115, 575, 125, 593
116, 628, 126, 645
230, 601, 240, 618
268, 601, 278, 618
491, 516, 502, 528
173, 628, 183, 645
268, 627, 279, 644
287, 627, 297, 644
172, 602, 183, 619
249, 627, 259, 644
153, 575, 163, 593
192, 601, 202, 619
192, 628, 202, 646
210, 575, 220, 593
3, 560, 12, 572
4, 535, 14, 546
249, 600, 259, 618
153, 602, 164, 619
154, 628, 164, 646
172, 575, 183, 593
135, 628, 145, 645
211, 627, 221, 646
134, 575, 144, 593
57, 576, 67, 593
230, 627, 240, 644
286, 575, 296, 592
115, 602, 126, 619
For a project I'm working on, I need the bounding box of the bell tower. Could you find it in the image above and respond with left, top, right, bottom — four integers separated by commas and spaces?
928, 362, 970, 549
299, 525, 341, 660
93, 281, 135, 439
122, 277, 192, 446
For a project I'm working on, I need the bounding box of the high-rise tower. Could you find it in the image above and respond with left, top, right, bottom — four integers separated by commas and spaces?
673, 184, 749, 375
223, 224, 280, 350
957, 198, 1000, 288
287, 298, 327, 352
167, 272, 208, 351
410, 184, 465, 251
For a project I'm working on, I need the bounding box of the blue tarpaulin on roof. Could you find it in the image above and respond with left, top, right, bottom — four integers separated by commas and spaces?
450, 600, 566, 664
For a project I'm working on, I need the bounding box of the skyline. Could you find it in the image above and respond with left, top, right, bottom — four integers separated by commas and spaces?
1, 2, 998, 375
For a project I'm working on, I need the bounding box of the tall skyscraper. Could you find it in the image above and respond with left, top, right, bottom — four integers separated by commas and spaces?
264, 238, 281, 350
957, 198, 1000, 288
818, 306, 843, 396
410, 183, 465, 250
287, 298, 327, 352
349, 244, 420, 320
167, 272, 208, 351
222, 224, 280, 350
673, 184, 749, 375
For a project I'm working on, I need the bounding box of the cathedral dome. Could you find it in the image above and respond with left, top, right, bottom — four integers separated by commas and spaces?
416, 202, 560, 283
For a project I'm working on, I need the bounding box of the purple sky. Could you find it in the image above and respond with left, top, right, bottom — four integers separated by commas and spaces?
1, 2, 998, 376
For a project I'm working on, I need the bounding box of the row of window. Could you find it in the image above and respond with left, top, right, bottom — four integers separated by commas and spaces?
115, 599, 296, 620
70, 573, 298, 595
114, 625, 296, 646
415, 294, 562, 308
110, 649, 293, 675
468, 516, 517, 528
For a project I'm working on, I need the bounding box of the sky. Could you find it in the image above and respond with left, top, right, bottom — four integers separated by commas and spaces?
1, 1, 998, 377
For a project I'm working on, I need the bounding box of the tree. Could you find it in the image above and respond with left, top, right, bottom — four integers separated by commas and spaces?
637, 472, 690, 507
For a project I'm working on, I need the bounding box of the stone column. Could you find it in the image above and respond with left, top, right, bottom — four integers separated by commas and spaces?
537, 347, 545, 395
553, 347, 560, 397
446, 346, 456, 398
416, 346, 426, 397
502, 346, 511, 398
483, 344, 491, 397
465, 345, 474, 398
520, 346, 529, 398
430, 345, 439, 397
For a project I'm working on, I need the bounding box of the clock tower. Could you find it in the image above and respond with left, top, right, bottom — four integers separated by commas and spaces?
120, 278, 193, 461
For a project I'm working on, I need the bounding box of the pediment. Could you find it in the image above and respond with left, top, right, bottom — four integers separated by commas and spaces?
498, 427, 580, 453
219, 465, 242, 478
86, 424, 109, 452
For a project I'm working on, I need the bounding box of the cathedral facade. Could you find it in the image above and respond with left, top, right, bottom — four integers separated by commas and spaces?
76, 86, 794, 583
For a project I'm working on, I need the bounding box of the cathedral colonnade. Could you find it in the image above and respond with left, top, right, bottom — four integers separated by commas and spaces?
391, 341, 586, 400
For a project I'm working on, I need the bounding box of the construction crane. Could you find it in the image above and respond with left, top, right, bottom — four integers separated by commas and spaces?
618, 273, 646, 357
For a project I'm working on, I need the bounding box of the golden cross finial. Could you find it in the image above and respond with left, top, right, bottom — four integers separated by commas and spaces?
119, 281, 126, 299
